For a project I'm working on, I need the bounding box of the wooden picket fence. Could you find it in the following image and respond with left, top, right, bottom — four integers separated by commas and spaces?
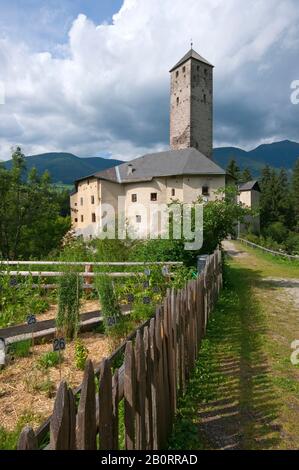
17, 248, 222, 450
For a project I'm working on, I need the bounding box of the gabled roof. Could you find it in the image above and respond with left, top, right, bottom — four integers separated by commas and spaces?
169, 48, 213, 72
84, 148, 225, 185
239, 180, 261, 192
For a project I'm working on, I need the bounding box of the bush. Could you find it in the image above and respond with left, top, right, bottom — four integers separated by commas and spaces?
56, 271, 83, 340
74, 338, 89, 370
37, 351, 61, 370
95, 274, 122, 329
264, 222, 289, 244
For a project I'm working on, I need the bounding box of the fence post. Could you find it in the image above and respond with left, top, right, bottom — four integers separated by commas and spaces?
17, 426, 38, 450
124, 341, 136, 450
135, 329, 146, 450
143, 325, 153, 450
50, 381, 76, 450
77, 359, 97, 450
99, 358, 113, 450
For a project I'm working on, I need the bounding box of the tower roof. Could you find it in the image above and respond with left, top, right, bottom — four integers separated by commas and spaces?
169, 48, 213, 72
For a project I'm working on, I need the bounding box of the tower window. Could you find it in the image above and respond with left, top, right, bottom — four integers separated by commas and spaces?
176, 70, 179, 78
182, 66, 186, 73
80, 197, 83, 206
171, 188, 176, 197
204, 68, 208, 75
131, 193, 137, 203
91, 195, 95, 204
197, 65, 200, 71
75, 218, 78, 223
150, 193, 157, 201
92, 213, 96, 223
202, 186, 210, 196
203, 94, 207, 103
136, 215, 142, 223
176, 97, 179, 105
81, 215, 84, 222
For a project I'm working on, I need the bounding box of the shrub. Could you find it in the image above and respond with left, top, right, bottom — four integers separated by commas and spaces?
56, 271, 83, 340
264, 222, 289, 244
37, 351, 61, 370
74, 338, 89, 370
95, 274, 122, 329
9, 340, 31, 358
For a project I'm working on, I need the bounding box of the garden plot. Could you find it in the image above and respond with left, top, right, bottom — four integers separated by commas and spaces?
0, 331, 110, 432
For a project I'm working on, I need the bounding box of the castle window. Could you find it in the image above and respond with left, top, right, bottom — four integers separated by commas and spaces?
197, 65, 200, 71
92, 213, 96, 223
132, 193, 137, 203
176, 97, 179, 105
204, 68, 208, 75
80, 197, 83, 206
75, 218, 78, 223
202, 186, 210, 196
136, 215, 142, 223
171, 188, 176, 197
182, 66, 186, 73
75, 203, 77, 206
203, 94, 206, 103
91, 195, 95, 204
81, 215, 84, 222
150, 193, 157, 202
87, 180, 90, 185
176, 70, 179, 78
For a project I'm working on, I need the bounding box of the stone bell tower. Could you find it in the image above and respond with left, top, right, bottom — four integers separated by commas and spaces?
169, 47, 213, 159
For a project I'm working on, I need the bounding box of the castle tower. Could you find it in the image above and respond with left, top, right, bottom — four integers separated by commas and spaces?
169, 48, 213, 158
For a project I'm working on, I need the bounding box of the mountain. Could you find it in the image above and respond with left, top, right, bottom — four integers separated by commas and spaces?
2, 140, 299, 184
2, 152, 122, 185
213, 140, 299, 176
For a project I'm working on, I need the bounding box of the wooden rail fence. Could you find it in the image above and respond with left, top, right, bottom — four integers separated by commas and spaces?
238, 238, 299, 260
17, 248, 222, 450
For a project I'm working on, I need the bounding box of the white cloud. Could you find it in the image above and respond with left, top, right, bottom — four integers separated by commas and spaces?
0, 0, 299, 160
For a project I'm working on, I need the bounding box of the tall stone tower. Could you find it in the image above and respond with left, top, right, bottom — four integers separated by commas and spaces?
169, 48, 213, 159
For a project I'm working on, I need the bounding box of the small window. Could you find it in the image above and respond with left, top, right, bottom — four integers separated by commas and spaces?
171, 188, 175, 197
182, 66, 186, 73
131, 194, 137, 203
75, 218, 78, 223
176, 70, 179, 78
91, 195, 95, 204
80, 197, 83, 206
202, 186, 209, 196
197, 65, 200, 71
81, 215, 84, 222
92, 213, 96, 223
203, 94, 207, 103
136, 215, 142, 223
176, 97, 179, 105
204, 68, 208, 75
150, 193, 157, 202
87, 180, 90, 185
75, 203, 77, 206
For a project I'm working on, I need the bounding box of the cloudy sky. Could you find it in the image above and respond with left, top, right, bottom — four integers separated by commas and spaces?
0, 0, 299, 161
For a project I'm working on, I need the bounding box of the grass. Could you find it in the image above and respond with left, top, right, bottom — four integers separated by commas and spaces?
0, 411, 43, 450
169, 249, 299, 450
37, 351, 61, 370
9, 340, 31, 358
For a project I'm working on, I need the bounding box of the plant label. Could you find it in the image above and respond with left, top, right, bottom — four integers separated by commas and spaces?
162, 266, 169, 276
127, 294, 134, 302
27, 315, 37, 326
143, 297, 151, 305
144, 268, 151, 276
143, 281, 150, 289
53, 338, 66, 352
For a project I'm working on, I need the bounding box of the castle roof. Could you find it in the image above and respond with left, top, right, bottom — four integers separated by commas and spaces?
74, 148, 225, 186
169, 48, 213, 72
239, 180, 261, 192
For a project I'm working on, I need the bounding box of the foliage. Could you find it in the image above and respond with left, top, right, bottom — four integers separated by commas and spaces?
0, 147, 70, 260
9, 340, 31, 358
226, 158, 240, 182
56, 271, 82, 340
0, 274, 49, 327
0, 410, 43, 450
74, 338, 89, 370
37, 351, 61, 370
95, 274, 122, 329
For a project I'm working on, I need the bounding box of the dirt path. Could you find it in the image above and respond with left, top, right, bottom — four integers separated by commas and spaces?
170, 240, 299, 450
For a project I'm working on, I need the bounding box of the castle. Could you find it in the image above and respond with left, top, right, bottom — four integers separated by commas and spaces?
70, 47, 258, 238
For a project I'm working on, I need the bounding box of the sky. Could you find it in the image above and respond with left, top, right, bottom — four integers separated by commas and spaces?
0, 0, 299, 161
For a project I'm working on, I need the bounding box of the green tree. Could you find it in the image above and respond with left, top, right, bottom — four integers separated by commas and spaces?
240, 167, 253, 184
0, 147, 70, 259
226, 158, 240, 182
292, 158, 299, 230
